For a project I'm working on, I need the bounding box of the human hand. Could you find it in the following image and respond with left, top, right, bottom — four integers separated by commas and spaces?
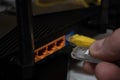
83, 28, 120, 80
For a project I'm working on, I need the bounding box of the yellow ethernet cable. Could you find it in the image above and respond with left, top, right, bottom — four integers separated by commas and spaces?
69, 34, 95, 48
70, 34, 120, 64
69, 34, 102, 63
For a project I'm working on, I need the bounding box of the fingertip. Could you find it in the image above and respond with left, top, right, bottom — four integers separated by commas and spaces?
89, 39, 112, 61
83, 61, 96, 74
89, 39, 104, 57
95, 62, 120, 80
90, 39, 104, 51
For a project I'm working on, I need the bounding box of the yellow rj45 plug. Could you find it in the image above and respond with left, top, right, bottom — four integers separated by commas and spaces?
69, 34, 95, 48
70, 34, 101, 63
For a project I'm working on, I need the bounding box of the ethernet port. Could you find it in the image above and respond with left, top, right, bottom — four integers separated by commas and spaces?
47, 43, 56, 54
38, 47, 46, 56
56, 38, 65, 49
56, 39, 63, 46
34, 52, 37, 56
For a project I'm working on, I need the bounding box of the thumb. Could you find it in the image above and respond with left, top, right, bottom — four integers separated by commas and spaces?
89, 28, 120, 61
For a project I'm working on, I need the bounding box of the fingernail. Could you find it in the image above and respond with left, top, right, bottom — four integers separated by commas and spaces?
90, 39, 104, 55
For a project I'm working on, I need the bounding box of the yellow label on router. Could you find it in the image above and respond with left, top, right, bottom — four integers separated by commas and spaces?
69, 34, 95, 48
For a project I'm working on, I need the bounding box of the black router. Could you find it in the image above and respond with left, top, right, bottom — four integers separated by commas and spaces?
0, 4, 100, 62
0, 0, 105, 80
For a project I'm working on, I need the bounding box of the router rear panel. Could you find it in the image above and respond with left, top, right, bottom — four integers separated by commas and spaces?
0, 7, 100, 61
0, 9, 99, 80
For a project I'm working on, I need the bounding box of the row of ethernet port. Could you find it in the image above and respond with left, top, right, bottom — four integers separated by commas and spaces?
34, 36, 65, 62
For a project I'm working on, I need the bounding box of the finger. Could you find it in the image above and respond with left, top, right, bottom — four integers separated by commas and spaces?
95, 62, 120, 80
89, 28, 120, 61
83, 61, 96, 74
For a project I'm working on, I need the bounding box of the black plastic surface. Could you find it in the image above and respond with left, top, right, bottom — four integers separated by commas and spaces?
0, 7, 100, 59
